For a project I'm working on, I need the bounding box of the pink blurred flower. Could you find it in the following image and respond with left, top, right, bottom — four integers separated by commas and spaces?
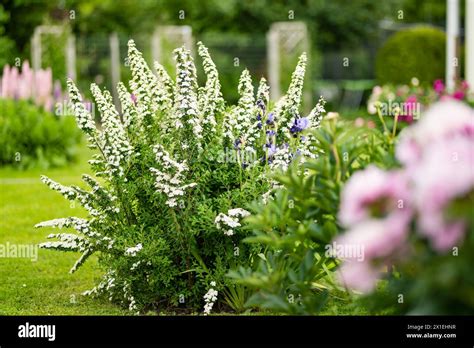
433, 79, 445, 94
398, 94, 417, 123
367, 120, 376, 129
354, 117, 365, 127
412, 135, 474, 251
335, 216, 410, 292
339, 166, 412, 226
338, 260, 380, 293
396, 101, 474, 166
452, 90, 465, 100
336, 216, 409, 261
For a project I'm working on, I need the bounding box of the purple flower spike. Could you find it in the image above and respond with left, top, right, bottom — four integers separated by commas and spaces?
266, 130, 275, 137
234, 138, 241, 149
266, 113, 275, 125
267, 144, 277, 157
290, 117, 309, 133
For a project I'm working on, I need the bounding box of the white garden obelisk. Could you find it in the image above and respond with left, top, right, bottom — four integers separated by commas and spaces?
466, 0, 474, 91
446, 0, 460, 91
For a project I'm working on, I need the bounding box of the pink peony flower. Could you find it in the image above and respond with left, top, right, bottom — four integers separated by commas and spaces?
335, 216, 410, 293
396, 101, 474, 167
339, 166, 412, 227
337, 260, 380, 293
412, 135, 474, 251
336, 216, 410, 262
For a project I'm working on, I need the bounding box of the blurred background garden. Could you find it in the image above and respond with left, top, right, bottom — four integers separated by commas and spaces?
0, 0, 473, 315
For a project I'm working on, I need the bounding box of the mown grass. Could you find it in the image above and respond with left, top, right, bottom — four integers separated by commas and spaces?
0, 145, 128, 315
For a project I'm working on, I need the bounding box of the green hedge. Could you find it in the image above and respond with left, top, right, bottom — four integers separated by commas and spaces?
0, 99, 82, 169
376, 26, 446, 85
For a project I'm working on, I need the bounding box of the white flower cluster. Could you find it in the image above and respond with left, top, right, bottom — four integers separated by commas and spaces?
36, 217, 114, 248
203, 281, 218, 315
269, 147, 293, 172
224, 69, 257, 150
40, 175, 76, 199
91, 83, 133, 178
307, 96, 326, 128
83, 269, 116, 299
125, 243, 142, 256
197, 41, 224, 133
117, 81, 139, 130
40, 175, 105, 218
150, 145, 197, 207
173, 47, 202, 147
154, 61, 175, 98
214, 208, 251, 236
127, 40, 171, 119
278, 53, 307, 135
39, 233, 87, 252
257, 77, 270, 106
82, 174, 118, 205
67, 79, 97, 137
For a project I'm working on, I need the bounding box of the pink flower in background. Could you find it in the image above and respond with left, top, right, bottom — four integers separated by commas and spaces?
338, 260, 380, 293
412, 135, 474, 251
433, 79, 445, 94
339, 166, 412, 226
354, 117, 365, 127
398, 94, 417, 123
396, 101, 474, 166
336, 216, 409, 262
452, 90, 465, 100
366, 120, 376, 129
0, 60, 61, 111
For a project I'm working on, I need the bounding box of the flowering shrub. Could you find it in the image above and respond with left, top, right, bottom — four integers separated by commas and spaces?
336, 101, 474, 314
35, 40, 325, 313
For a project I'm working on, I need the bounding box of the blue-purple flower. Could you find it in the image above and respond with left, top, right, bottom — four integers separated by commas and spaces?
290, 117, 309, 133
234, 138, 242, 149
266, 113, 275, 125
265, 143, 277, 157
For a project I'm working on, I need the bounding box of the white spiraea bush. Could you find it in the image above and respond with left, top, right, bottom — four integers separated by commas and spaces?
36, 40, 325, 313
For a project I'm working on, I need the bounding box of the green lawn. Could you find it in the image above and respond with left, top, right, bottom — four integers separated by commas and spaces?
0, 146, 128, 315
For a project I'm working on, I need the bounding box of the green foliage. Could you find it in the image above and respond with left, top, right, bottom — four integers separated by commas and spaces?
0, 4, 16, 67
230, 117, 394, 314
375, 26, 446, 85
0, 99, 82, 169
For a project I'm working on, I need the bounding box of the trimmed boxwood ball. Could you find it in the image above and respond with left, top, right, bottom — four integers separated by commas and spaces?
376, 26, 446, 85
